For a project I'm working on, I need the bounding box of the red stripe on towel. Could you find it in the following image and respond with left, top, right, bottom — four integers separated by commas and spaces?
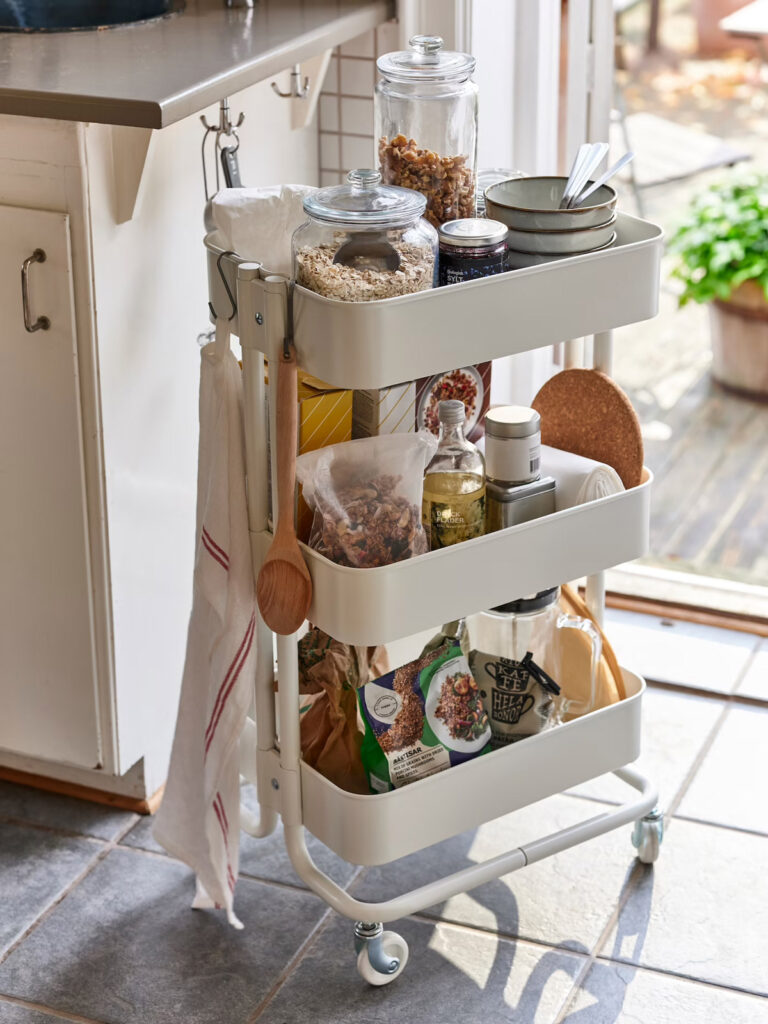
205, 614, 255, 756
204, 614, 255, 750
201, 531, 228, 571
215, 793, 230, 834
202, 527, 229, 568
214, 794, 228, 835
213, 795, 228, 838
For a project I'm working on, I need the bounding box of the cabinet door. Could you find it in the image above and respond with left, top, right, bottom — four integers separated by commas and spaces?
0, 205, 101, 768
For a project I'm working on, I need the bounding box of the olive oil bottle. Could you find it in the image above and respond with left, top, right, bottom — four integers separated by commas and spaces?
422, 399, 486, 548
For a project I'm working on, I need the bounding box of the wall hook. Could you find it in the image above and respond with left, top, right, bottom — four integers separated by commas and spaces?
201, 98, 245, 201
271, 65, 310, 99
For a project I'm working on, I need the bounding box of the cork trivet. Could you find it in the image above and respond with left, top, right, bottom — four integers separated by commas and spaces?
532, 369, 644, 489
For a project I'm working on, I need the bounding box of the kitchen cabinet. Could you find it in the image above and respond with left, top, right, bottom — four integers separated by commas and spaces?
0, 204, 101, 768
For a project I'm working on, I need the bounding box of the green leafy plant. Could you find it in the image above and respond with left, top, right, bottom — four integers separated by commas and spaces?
669, 175, 768, 306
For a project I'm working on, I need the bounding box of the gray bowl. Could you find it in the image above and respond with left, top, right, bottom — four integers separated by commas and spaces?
485, 176, 617, 231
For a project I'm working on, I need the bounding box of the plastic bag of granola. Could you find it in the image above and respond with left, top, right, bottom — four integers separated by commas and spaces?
297, 626, 389, 794
358, 640, 491, 791
295, 432, 437, 568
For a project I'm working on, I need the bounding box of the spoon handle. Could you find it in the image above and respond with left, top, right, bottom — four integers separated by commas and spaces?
566, 141, 609, 208
560, 143, 592, 209
274, 342, 298, 541
574, 151, 635, 206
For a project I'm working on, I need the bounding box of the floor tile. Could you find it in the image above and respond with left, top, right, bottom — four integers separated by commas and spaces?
258, 914, 584, 1024
118, 815, 165, 855
603, 609, 759, 693
562, 961, 768, 1023
677, 704, 768, 834
735, 638, 768, 701
569, 686, 723, 806
351, 794, 637, 954
0, 822, 99, 957
128, 786, 357, 890
0, 783, 135, 842
0, 1002, 77, 1023
599, 818, 768, 995
0, 846, 327, 1024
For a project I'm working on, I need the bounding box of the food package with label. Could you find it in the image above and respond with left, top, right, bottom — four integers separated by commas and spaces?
415, 362, 492, 442
352, 382, 416, 438
358, 636, 491, 791
266, 369, 353, 541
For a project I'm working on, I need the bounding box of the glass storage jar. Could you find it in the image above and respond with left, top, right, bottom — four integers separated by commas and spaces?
375, 34, 478, 228
466, 588, 602, 728
292, 168, 437, 302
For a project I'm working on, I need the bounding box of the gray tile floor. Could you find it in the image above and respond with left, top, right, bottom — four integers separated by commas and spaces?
0, 617, 766, 1023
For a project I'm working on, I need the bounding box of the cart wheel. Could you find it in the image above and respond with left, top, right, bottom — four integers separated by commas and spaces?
632, 808, 664, 864
354, 923, 409, 986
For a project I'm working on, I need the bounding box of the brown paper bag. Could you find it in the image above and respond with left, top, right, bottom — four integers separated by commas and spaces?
297, 628, 389, 794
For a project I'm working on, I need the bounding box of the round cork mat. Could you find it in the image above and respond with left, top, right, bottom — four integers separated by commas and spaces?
532, 369, 644, 489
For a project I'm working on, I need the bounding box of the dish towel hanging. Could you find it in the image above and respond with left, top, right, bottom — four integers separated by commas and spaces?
153, 318, 256, 929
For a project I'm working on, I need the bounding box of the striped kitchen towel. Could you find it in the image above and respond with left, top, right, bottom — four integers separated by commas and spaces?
154, 318, 256, 928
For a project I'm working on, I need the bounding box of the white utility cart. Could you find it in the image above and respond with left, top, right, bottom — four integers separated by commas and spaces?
205, 209, 665, 985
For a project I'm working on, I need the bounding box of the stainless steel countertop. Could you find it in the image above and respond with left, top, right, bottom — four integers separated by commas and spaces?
0, 0, 393, 128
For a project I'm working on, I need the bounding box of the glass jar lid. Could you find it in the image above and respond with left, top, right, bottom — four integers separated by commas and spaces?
491, 587, 559, 616
438, 218, 507, 247
377, 35, 476, 83
302, 168, 427, 227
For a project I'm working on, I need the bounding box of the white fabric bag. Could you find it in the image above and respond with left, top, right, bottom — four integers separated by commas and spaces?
154, 319, 256, 928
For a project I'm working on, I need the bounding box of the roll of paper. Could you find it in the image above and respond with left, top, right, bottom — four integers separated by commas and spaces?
541, 445, 625, 512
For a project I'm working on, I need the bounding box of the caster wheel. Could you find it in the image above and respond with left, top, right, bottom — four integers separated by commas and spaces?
356, 930, 409, 986
632, 809, 664, 864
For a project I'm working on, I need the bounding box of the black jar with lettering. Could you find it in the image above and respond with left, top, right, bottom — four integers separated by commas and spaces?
437, 218, 508, 286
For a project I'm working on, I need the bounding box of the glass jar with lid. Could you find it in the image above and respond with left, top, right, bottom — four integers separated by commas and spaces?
292, 168, 437, 301
375, 34, 478, 228
466, 588, 601, 737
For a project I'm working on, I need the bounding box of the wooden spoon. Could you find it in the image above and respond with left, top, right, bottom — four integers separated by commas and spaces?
256, 344, 312, 635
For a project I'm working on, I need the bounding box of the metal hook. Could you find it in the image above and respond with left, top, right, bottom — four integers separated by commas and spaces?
208, 250, 238, 321
271, 65, 310, 99
201, 98, 245, 201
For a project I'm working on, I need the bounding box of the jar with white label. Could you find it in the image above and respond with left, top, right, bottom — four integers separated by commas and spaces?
484, 406, 555, 532
485, 406, 541, 484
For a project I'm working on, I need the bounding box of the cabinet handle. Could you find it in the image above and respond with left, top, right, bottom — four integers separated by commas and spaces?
21, 249, 51, 333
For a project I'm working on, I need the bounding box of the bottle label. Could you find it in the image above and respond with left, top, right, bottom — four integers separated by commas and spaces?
425, 493, 485, 548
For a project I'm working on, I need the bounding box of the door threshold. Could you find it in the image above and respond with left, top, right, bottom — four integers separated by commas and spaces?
602, 564, 768, 637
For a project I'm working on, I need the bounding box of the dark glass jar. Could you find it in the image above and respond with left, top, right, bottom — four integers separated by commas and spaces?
438, 218, 507, 286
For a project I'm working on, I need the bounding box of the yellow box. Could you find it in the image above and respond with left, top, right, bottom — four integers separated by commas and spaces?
267, 368, 353, 542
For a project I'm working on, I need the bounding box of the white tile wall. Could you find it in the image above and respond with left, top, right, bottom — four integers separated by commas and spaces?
341, 134, 375, 171
318, 26, 395, 178
339, 97, 374, 137
318, 94, 339, 133
339, 56, 375, 98
319, 132, 340, 171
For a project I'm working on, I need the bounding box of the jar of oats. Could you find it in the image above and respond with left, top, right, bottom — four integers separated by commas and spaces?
292, 169, 437, 302
376, 35, 478, 229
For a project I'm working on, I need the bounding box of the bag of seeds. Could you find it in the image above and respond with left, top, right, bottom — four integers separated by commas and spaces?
358, 640, 491, 792
295, 432, 437, 568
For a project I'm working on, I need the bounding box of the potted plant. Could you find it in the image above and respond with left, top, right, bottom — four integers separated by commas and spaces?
670, 174, 768, 398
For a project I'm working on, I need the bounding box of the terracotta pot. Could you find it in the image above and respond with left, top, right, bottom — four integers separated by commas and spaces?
692, 0, 760, 55
709, 281, 768, 398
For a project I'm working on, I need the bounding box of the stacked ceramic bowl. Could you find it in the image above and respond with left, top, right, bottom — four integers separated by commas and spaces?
484, 176, 617, 270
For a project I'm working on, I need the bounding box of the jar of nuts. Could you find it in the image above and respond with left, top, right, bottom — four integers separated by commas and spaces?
293, 168, 438, 302
376, 35, 478, 229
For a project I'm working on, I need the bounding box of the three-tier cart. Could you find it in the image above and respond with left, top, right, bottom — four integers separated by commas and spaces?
205, 209, 666, 984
